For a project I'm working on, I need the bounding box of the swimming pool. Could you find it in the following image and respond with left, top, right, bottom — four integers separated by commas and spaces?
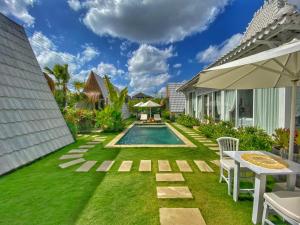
106, 123, 196, 148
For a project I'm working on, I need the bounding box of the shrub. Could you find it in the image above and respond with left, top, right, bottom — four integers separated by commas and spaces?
161, 110, 170, 120
237, 127, 273, 151
63, 107, 96, 132
176, 114, 199, 128
95, 106, 124, 132
198, 121, 237, 139
66, 121, 77, 140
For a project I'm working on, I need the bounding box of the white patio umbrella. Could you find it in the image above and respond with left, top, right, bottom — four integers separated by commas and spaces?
195, 39, 300, 161
133, 102, 144, 107
141, 100, 161, 118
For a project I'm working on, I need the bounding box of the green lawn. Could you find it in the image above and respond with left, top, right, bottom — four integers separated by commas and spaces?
0, 123, 272, 225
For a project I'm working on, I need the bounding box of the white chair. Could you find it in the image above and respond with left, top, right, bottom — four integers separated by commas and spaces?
262, 191, 300, 225
140, 114, 148, 122
217, 137, 239, 195
154, 114, 161, 122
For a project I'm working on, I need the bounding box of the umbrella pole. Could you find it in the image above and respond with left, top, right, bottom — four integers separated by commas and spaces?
288, 80, 297, 161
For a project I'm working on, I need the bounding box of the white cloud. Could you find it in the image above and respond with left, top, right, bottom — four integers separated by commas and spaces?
128, 44, 174, 94
196, 33, 243, 64
73, 0, 229, 44
96, 62, 124, 77
173, 63, 182, 68
29, 31, 99, 74
0, 0, 37, 26
67, 0, 82, 11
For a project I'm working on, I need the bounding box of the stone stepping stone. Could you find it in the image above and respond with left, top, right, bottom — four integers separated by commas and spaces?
194, 160, 214, 172
158, 160, 172, 172
118, 161, 133, 172
87, 141, 101, 144
139, 160, 151, 172
209, 147, 219, 151
68, 149, 88, 153
96, 160, 115, 172
211, 160, 220, 167
215, 152, 220, 155
157, 186, 193, 199
194, 137, 208, 140
204, 143, 218, 147
60, 154, 84, 160
59, 158, 85, 169
160, 208, 206, 225
156, 173, 185, 182
77, 134, 83, 137
78, 145, 95, 149
76, 161, 97, 172
176, 160, 193, 172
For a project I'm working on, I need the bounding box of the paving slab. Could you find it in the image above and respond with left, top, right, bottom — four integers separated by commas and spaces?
215, 152, 220, 155
76, 161, 97, 172
176, 160, 193, 172
87, 141, 101, 144
159, 208, 206, 225
210, 160, 220, 167
68, 149, 88, 153
204, 143, 218, 147
118, 161, 133, 172
139, 160, 151, 172
60, 154, 84, 160
158, 160, 172, 172
194, 160, 214, 172
209, 147, 219, 151
156, 173, 185, 182
59, 158, 85, 169
96, 160, 115, 172
157, 186, 193, 199
78, 145, 95, 149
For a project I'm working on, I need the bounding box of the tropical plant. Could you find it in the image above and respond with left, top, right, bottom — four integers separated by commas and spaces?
44, 64, 70, 108
176, 114, 199, 128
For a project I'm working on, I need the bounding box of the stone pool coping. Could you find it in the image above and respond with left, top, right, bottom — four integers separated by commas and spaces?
106, 122, 196, 148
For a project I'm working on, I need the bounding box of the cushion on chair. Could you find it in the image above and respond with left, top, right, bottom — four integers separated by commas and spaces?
264, 191, 300, 223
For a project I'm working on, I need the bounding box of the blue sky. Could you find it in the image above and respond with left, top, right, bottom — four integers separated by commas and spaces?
0, 0, 272, 95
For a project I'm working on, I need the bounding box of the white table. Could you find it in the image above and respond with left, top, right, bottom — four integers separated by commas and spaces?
224, 150, 300, 224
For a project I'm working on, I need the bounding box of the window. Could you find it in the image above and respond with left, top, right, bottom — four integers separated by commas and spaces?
237, 90, 253, 127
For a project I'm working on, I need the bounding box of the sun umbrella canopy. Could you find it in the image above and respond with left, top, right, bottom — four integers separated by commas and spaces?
134, 102, 144, 107
195, 39, 300, 90
195, 39, 300, 164
141, 100, 161, 107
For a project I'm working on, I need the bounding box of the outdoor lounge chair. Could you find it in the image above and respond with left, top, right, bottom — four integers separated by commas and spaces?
140, 114, 148, 122
262, 191, 300, 225
154, 114, 161, 122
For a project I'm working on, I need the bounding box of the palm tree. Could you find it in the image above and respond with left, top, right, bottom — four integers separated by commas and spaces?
72, 80, 85, 93
103, 75, 128, 112
44, 64, 70, 107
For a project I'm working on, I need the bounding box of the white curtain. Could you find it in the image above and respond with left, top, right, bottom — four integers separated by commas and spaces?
254, 88, 279, 134
197, 96, 203, 119
224, 90, 236, 121
216, 92, 221, 115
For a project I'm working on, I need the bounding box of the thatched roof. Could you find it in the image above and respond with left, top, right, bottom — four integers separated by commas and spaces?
131, 92, 153, 99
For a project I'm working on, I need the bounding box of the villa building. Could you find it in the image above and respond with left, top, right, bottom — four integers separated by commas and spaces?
0, 13, 74, 175
166, 82, 185, 116
131, 92, 153, 100
178, 0, 300, 134
83, 71, 130, 118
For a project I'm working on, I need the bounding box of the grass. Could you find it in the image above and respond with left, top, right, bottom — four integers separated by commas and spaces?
0, 122, 279, 225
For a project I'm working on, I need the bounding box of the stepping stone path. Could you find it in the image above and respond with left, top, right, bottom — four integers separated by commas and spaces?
194, 160, 214, 172
60, 154, 84, 160
97, 160, 115, 172
157, 186, 193, 199
68, 149, 88, 153
118, 161, 133, 172
87, 141, 101, 144
78, 145, 95, 149
139, 160, 151, 172
160, 208, 206, 225
156, 173, 185, 182
211, 160, 220, 167
176, 160, 193, 172
59, 158, 85, 169
158, 160, 172, 172
76, 161, 97, 172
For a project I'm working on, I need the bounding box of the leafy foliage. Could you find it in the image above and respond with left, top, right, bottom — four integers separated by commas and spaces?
66, 121, 78, 140
95, 106, 124, 132
176, 114, 199, 128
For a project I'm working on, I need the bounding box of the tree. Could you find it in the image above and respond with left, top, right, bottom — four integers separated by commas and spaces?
72, 80, 85, 94
44, 64, 70, 107
103, 75, 128, 112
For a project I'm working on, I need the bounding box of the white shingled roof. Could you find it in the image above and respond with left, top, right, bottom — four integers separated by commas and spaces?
0, 13, 74, 175
167, 83, 185, 113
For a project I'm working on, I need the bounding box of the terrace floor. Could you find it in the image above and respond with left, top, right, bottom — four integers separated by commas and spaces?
0, 123, 273, 225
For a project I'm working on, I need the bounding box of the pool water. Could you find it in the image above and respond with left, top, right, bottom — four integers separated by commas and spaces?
117, 125, 184, 145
